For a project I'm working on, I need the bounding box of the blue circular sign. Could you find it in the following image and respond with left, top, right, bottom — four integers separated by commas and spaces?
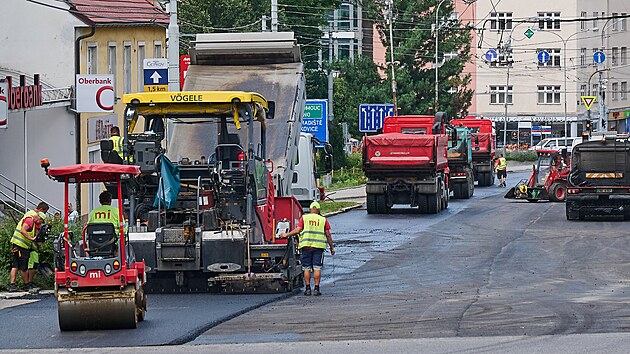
537, 50, 550, 64
593, 51, 606, 64
485, 49, 498, 62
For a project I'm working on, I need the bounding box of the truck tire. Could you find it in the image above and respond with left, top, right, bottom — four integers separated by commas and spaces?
566, 201, 580, 220
480, 172, 493, 187
426, 193, 439, 214
376, 194, 388, 214
418, 194, 428, 214
452, 183, 462, 199
549, 182, 567, 202
441, 180, 449, 210
367, 193, 378, 214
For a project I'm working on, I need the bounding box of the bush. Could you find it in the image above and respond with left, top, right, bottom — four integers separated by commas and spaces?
505, 150, 538, 162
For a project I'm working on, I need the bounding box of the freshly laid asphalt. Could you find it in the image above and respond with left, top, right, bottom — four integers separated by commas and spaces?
5, 170, 630, 352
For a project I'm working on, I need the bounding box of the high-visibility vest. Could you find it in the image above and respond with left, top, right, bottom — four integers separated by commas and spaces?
12, 210, 37, 249
299, 213, 328, 250
88, 205, 120, 229
110, 135, 124, 159
497, 157, 507, 171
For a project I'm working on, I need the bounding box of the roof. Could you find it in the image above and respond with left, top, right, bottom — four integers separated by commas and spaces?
47, 164, 141, 183
66, 0, 168, 26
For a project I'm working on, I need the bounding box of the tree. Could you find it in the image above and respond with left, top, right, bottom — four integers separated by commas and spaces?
374, 0, 474, 117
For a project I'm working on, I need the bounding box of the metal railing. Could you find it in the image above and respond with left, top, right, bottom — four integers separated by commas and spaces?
0, 173, 61, 214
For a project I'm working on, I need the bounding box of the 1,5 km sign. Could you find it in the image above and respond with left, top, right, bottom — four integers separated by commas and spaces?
301, 99, 328, 147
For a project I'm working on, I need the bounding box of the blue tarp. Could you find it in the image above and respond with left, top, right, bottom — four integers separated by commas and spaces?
153, 156, 180, 209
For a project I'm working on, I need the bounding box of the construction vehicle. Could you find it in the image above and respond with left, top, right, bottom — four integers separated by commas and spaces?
450, 117, 496, 186
41, 161, 147, 331
447, 125, 475, 199
566, 134, 630, 220
105, 32, 310, 292
362, 113, 450, 214
291, 133, 333, 206
504, 149, 569, 203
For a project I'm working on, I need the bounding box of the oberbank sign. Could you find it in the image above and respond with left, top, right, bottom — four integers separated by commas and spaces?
76, 74, 115, 113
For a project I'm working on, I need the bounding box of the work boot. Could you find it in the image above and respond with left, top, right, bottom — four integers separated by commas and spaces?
313, 286, 321, 296
8, 283, 18, 293
304, 287, 311, 296
28, 283, 40, 294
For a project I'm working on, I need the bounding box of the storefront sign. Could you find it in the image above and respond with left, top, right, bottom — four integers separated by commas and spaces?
5, 75, 43, 111
87, 114, 116, 143
490, 116, 579, 123
0, 81, 7, 128
76, 75, 115, 113
180, 55, 190, 90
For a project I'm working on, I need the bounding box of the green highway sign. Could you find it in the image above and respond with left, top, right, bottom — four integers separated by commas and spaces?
524, 28, 534, 39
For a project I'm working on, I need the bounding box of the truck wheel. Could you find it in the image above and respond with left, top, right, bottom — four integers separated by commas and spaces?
468, 173, 474, 198
452, 184, 461, 199
549, 182, 567, 202
418, 194, 428, 214
482, 172, 493, 187
367, 194, 378, 214
376, 194, 388, 214
426, 193, 439, 214
441, 180, 449, 210
566, 202, 580, 220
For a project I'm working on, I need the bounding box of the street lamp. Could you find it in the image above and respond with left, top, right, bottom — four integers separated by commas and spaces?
386, 0, 398, 113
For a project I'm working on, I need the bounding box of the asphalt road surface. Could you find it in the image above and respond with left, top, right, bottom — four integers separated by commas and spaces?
5, 171, 630, 351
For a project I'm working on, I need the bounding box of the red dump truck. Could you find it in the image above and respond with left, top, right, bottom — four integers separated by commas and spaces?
450, 117, 496, 186
362, 113, 450, 214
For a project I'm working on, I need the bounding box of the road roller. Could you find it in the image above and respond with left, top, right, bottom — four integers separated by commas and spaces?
42, 161, 147, 331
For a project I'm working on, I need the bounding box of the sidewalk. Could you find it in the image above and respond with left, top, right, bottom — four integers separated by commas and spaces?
326, 185, 366, 203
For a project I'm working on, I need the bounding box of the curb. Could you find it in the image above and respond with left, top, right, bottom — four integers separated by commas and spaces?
323, 203, 363, 217
0, 289, 54, 299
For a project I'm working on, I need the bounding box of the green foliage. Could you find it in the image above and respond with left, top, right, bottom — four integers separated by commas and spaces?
506, 150, 538, 162
329, 153, 366, 190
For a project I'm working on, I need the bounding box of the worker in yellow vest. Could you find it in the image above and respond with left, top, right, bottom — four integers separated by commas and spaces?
279, 201, 335, 296
9, 202, 48, 292
495, 153, 508, 187
110, 126, 125, 160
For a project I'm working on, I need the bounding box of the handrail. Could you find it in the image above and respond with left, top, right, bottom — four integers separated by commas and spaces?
0, 189, 26, 215
0, 173, 62, 214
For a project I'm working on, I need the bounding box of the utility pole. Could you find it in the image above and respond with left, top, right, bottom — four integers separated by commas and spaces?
502, 40, 511, 155
387, 0, 398, 113
434, 0, 447, 113
328, 26, 335, 123
271, 0, 278, 32
262, 15, 267, 31
167, 0, 180, 91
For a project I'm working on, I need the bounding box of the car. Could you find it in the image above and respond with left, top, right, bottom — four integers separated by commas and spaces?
530, 137, 582, 153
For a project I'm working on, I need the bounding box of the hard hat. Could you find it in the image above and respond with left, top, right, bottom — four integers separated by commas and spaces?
309, 201, 321, 210
37, 212, 46, 220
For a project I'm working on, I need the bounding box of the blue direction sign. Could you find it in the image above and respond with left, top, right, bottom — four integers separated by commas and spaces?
143, 69, 168, 85
485, 49, 498, 62
359, 103, 395, 132
594, 50, 606, 64
537, 50, 550, 64
301, 99, 328, 147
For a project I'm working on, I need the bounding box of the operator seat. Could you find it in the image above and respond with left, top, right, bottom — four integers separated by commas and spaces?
100, 140, 123, 164
85, 223, 117, 258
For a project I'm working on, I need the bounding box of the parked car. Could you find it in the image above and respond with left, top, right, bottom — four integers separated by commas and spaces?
530, 137, 582, 153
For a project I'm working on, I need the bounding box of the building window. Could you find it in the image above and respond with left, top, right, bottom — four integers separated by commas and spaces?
612, 47, 618, 66
622, 82, 628, 100
87, 43, 97, 74
622, 47, 627, 65
137, 42, 145, 92
580, 12, 587, 30
612, 13, 619, 31
612, 82, 619, 100
154, 41, 163, 58
622, 14, 627, 31
537, 48, 561, 67
593, 83, 598, 96
580, 48, 586, 66
490, 12, 512, 30
580, 84, 587, 97
490, 48, 513, 67
489, 85, 513, 104
338, 3, 352, 31
108, 42, 116, 76
123, 41, 132, 94
538, 85, 561, 104
538, 12, 561, 30
593, 12, 599, 29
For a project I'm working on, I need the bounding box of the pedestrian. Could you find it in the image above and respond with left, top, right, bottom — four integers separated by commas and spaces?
496, 153, 508, 187
279, 201, 335, 296
68, 203, 78, 223
8, 202, 48, 292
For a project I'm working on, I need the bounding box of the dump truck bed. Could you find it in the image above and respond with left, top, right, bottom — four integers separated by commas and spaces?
363, 133, 448, 172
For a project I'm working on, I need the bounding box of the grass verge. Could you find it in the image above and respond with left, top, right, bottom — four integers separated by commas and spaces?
321, 201, 359, 216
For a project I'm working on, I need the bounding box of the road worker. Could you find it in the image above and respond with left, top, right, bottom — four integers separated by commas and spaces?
109, 126, 125, 160
87, 191, 119, 228
279, 201, 334, 296
9, 202, 48, 292
496, 153, 508, 187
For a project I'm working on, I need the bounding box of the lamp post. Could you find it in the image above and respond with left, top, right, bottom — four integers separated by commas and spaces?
387, 0, 398, 113
434, 0, 448, 112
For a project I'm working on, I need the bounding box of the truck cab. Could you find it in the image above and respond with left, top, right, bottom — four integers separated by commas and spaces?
450, 117, 496, 187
